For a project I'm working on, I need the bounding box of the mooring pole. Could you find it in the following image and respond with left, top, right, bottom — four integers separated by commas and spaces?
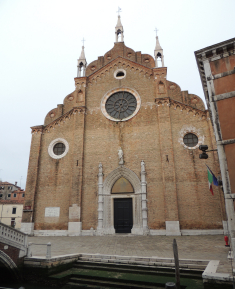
173, 239, 180, 289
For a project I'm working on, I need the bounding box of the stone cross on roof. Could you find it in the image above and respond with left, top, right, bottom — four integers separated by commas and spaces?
154, 28, 159, 36
82, 38, 85, 46
117, 7, 122, 16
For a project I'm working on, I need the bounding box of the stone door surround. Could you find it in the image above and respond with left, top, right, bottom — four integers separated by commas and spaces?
97, 164, 148, 235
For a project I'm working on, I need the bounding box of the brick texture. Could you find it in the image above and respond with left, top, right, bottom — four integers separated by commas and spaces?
23, 42, 225, 232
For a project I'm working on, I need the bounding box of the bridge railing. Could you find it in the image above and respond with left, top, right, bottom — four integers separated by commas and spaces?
0, 222, 28, 257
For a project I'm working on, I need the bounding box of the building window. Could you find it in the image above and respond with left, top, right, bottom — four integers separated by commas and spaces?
105, 91, 137, 120
114, 69, 126, 80
22, 193, 25, 197
183, 133, 198, 147
8, 194, 11, 198
11, 218, 15, 228
8, 186, 12, 190
12, 208, 16, 214
13, 193, 17, 198
0, 186, 4, 190
101, 88, 141, 122
48, 138, 69, 160
0, 194, 2, 198
53, 143, 66, 155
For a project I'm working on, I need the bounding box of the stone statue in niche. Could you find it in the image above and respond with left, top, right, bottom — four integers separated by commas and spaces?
118, 147, 124, 165
141, 160, 145, 172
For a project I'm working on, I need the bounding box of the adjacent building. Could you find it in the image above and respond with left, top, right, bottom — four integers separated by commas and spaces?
0, 184, 25, 229
21, 16, 225, 236
0, 181, 20, 200
195, 38, 235, 248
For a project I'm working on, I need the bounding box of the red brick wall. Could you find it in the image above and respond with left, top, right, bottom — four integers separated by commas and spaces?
0, 242, 22, 266
23, 44, 224, 231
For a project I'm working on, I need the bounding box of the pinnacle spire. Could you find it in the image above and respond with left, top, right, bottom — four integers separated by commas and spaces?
77, 44, 87, 77
79, 46, 86, 61
155, 36, 162, 51
154, 33, 164, 68
116, 15, 123, 28
115, 8, 124, 42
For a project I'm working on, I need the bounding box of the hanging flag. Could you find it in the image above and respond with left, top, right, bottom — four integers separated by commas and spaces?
206, 165, 218, 195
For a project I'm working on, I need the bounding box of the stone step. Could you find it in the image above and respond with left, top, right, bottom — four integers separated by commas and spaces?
78, 254, 208, 265
75, 260, 203, 276
77, 255, 207, 271
68, 276, 174, 289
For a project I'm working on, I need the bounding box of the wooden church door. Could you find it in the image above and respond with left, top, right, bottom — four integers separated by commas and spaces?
114, 198, 133, 233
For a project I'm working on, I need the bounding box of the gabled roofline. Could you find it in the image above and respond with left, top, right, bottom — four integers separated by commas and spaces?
83, 56, 154, 80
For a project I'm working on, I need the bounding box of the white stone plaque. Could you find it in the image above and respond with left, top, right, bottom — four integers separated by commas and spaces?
45, 207, 60, 217
69, 204, 80, 220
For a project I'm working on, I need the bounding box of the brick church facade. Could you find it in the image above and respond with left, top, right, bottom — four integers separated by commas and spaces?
21, 16, 225, 236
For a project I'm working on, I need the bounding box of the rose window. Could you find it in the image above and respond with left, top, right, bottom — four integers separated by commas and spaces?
105, 91, 137, 120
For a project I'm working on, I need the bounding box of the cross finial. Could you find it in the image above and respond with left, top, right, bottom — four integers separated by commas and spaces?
82, 38, 85, 46
154, 27, 159, 36
117, 7, 122, 16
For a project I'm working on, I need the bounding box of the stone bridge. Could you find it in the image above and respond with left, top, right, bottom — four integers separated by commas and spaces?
0, 222, 28, 281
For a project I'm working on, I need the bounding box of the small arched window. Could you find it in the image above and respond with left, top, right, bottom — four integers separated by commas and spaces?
116, 71, 125, 78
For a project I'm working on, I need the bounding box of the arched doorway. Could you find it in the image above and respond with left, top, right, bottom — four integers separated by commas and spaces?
112, 177, 134, 233
97, 165, 148, 235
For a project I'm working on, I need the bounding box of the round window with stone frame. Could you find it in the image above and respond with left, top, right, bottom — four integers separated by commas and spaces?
183, 133, 198, 148
105, 91, 137, 120
101, 88, 141, 122
48, 138, 69, 159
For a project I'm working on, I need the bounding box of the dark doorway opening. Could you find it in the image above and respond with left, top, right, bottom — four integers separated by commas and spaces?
114, 198, 133, 233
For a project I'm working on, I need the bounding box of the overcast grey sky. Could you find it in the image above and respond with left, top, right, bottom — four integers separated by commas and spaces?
0, 0, 234, 189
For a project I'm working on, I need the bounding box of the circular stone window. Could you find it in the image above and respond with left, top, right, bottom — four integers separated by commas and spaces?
53, 143, 65, 155
105, 91, 137, 120
183, 133, 198, 147
48, 138, 69, 159
101, 88, 141, 122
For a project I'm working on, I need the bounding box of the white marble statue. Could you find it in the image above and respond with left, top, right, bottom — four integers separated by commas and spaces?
118, 147, 124, 165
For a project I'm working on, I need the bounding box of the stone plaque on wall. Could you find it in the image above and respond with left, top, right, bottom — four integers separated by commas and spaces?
45, 207, 60, 217
69, 204, 80, 220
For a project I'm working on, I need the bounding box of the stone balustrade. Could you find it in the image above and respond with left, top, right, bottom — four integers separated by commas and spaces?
0, 222, 28, 257
27, 242, 51, 259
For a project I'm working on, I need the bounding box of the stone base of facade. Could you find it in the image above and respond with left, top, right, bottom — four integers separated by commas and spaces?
34, 230, 67, 236
165, 221, 181, 236
96, 227, 116, 236
149, 229, 224, 236
22, 220, 225, 237
31, 228, 224, 236
21, 222, 34, 235
181, 229, 224, 235
223, 221, 229, 235
68, 222, 82, 236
